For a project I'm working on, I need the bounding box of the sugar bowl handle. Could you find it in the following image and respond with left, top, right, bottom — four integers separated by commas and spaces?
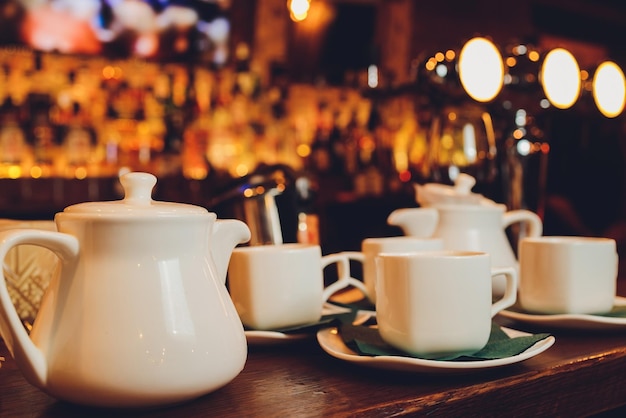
502, 210, 543, 238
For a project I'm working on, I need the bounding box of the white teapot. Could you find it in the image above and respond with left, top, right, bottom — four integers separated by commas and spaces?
0, 172, 251, 408
388, 175, 542, 296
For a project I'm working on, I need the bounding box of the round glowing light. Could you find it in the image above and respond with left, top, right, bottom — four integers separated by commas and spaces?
592, 61, 626, 118
458, 37, 504, 102
235, 164, 249, 177
297, 143, 310, 157
288, 0, 310, 22
8, 165, 21, 179
541, 48, 581, 109
517, 139, 531, 156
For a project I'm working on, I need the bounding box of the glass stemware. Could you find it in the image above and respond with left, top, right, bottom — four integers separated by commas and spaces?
424, 102, 499, 196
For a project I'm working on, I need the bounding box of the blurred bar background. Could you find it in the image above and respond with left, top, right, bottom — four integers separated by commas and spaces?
0, 0, 623, 273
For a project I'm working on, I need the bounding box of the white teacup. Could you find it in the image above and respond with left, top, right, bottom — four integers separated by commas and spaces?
343, 236, 444, 303
376, 251, 517, 358
518, 236, 618, 314
228, 243, 367, 330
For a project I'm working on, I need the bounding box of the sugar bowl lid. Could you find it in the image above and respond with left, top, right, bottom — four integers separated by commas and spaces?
61, 172, 209, 216
416, 173, 494, 206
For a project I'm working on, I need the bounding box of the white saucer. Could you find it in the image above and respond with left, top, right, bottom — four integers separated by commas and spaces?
245, 303, 374, 345
245, 329, 311, 345
316, 326, 555, 373
498, 296, 626, 331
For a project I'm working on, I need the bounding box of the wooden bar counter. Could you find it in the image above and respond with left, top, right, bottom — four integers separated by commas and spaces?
1, 282, 626, 417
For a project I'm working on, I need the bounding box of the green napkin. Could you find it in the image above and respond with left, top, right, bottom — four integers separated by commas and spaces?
328, 298, 375, 312
340, 322, 551, 361
245, 310, 357, 334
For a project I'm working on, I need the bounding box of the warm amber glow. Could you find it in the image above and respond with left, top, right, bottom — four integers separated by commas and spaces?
288, 0, 310, 22
186, 167, 208, 180
425, 58, 436, 71
458, 37, 504, 102
8, 165, 21, 179
74, 167, 88, 180
541, 48, 581, 109
235, 164, 249, 177
297, 143, 311, 157
592, 61, 626, 118
102, 65, 116, 79
291, 0, 333, 35
30, 166, 43, 179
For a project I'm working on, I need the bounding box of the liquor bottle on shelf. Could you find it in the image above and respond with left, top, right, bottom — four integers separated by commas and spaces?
306, 102, 343, 178
98, 102, 122, 176
340, 110, 358, 179
182, 101, 211, 180
0, 97, 30, 178
28, 102, 58, 177
295, 173, 320, 245
60, 102, 96, 179
351, 110, 384, 197
162, 72, 186, 157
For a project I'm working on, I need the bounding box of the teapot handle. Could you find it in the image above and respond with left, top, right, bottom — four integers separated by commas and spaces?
0, 229, 79, 388
502, 210, 543, 238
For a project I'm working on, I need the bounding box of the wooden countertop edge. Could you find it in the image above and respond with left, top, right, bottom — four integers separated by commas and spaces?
350, 347, 626, 417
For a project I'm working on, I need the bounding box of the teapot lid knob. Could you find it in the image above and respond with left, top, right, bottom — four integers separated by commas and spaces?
59, 171, 209, 216
120, 172, 156, 206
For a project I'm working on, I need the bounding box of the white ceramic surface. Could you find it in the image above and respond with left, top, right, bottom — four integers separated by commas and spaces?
518, 236, 618, 315
498, 297, 626, 331
341, 236, 443, 304
245, 303, 373, 345
229, 243, 368, 331
0, 172, 251, 408
387, 203, 541, 296
376, 251, 517, 358
316, 326, 555, 373
245, 330, 311, 345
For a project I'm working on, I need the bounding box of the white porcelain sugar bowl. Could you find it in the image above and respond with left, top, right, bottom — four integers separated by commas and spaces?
388, 174, 542, 296
0, 172, 251, 408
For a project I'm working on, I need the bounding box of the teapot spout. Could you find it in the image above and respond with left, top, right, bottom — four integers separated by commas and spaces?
211, 220, 251, 282
387, 208, 439, 238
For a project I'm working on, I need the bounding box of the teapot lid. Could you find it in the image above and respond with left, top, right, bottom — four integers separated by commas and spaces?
416, 174, 495, 206
62, 172, 209, 216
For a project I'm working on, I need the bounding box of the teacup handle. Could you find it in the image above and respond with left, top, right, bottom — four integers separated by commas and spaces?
339, 251, 368, 297
490, 266, 518, 317
320, 252, 368, 302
